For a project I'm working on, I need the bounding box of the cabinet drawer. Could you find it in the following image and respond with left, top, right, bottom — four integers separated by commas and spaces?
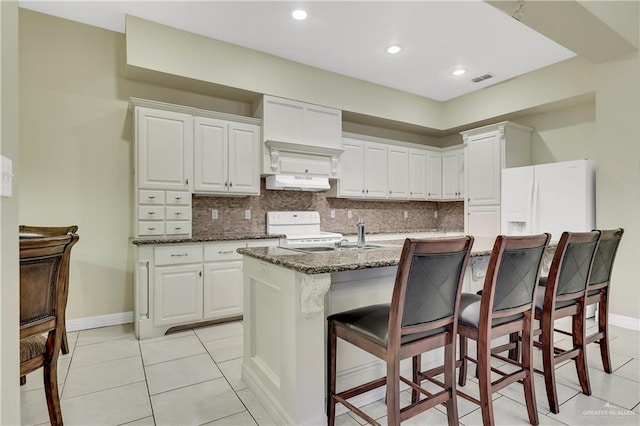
246, 239, 281, 248
139, 190, 165, 204
138, 206, 165, 220
278, 152, 332, 176
204, 242, 245, 262
138, 221, 165, 236
165, 221, 190, 236
166, 191, 190, 205
166, 206, 191, 221
155, 244, 203, 265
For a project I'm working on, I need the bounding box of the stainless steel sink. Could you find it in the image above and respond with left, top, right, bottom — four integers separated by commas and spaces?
282, 244, 383, 254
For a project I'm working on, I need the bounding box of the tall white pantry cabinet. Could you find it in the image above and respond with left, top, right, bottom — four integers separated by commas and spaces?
461, 121, 532, 237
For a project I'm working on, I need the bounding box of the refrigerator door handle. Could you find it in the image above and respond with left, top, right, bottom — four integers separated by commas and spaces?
531, 179, 539, 233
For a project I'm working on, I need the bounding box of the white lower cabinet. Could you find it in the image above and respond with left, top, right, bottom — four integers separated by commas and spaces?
134, 239, 280, 339
203, 261, 243, 320
154, 264, 203, 327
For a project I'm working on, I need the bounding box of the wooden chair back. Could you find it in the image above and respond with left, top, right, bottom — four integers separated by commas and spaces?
479, 234, 551, 329
543, 231, 601, 308
589, 228, 624, 289
389, 236, 474, 349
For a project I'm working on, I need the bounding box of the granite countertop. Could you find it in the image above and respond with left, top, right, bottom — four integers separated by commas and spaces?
131, 233, 284, 245
237, 236, 499, 275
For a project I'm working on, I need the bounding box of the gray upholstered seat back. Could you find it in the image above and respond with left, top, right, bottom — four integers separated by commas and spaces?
493, 246, 546, 312
556, 240, 599, 297
589, 235, 622, 285
402, 251, 468, 328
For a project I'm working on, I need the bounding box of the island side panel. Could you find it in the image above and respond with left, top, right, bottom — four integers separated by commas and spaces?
241, 255, 328, 426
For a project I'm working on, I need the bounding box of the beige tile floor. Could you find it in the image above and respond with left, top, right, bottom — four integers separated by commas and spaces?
20, 318, 640, 425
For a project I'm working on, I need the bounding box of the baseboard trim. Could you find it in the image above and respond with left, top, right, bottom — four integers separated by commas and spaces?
66, 311, 133, 332
609, 313, 640, 331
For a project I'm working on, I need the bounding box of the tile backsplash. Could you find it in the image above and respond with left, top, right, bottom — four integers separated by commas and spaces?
192, 179, 463, 237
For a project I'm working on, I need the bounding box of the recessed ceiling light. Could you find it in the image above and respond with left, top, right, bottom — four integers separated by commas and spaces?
292, 9, 307, 20
386, 45, 402, 55
452, 69, 467, 76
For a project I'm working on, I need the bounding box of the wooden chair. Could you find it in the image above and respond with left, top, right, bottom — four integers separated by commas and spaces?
20, 233, 79, 426
456, 233, 550, 426
327, 236, 474, 426
19, 225, 78, 354
533, 230, 601, 414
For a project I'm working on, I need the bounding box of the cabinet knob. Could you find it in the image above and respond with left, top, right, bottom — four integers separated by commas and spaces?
148, 227, 155, 231
185, 178, 189, 185
389, 190, 392, 194
148, 211, 155, 215
225, 182, 229, 187
175, 212, 182, 215
175, 197, 182, 200
229, 182, 233, 187
174, 227, 182, 230
305, 169, 309, 173
366, 189, 369, 194
362, 189, 365, 193
148, 196, 156, 199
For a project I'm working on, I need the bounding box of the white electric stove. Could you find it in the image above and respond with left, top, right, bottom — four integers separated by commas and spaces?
267, 211, 343, 247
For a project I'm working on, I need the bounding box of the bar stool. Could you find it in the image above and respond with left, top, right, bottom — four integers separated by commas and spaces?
454, 233, 550, 426
534, 230, 601, 414
327, 236, 473, 426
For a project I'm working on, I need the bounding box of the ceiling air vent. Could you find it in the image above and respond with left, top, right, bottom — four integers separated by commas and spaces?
471, 73, 494, 83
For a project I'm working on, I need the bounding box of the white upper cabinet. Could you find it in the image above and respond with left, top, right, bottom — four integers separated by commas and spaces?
426, 151, 442, 200
365, 141, 388, 198
194, 117, 260, 195
336, 138, 366, 197
442, 148, 464, 200
408, 149, 427, 199
387, 146, 409, 199
462, 122, 532, 206
136, 107, 192, 191
261, 95, 342, 150
330, 138, 388, 199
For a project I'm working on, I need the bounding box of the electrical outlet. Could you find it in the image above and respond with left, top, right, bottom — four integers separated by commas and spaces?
347, 210, 353, 219
211, 209, 218, 220
244, 209, 251, 220
434, 210, 438, 218
404, 211, 408, 219
330, 210, 336, 219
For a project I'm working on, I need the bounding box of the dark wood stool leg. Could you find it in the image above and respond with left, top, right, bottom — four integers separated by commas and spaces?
61, 330, 69, 355
522, 316, 539, 425
20, 375, 26, 386
386, 358, 401, 426
541, 317, 560, 414
412, 354, 421, 403
508, 331, 520, 361
573, 310, 591, 396
477, 338, 495, 426
444, 339, 459, 426
598, 290, 612, 373
327, 322, 337, 426
458, 335, 468, 387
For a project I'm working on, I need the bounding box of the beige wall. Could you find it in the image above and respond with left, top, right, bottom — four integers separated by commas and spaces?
18, 8, 640, 325
1, 1, 21, 423
18, 10, 253, 321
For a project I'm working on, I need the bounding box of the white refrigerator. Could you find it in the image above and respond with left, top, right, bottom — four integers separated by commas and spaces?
501, 159, 596, 242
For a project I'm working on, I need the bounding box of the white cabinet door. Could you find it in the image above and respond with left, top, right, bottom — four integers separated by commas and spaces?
193, 117, 227, 192
426, 151, 442, 200
304, 104, 342, 149
262, 96, 304, 144
203, 260, 243, 320
339, 138, 366, 197
466, 205, 501, 238
387, 146, 408, 199
442, 150, 459, 199
408, 149, 427, 199
137, 107, 191, 191
228, 122, 260, 194
365, 142, 388, 198
458, 149, 465, 198
466, 131, 501, 205
154, 264, 202, 327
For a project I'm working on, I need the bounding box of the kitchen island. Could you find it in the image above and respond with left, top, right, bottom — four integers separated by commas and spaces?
237, 237, 500, 425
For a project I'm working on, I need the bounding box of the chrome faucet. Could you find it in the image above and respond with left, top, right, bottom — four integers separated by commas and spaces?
357, 218, 366, 248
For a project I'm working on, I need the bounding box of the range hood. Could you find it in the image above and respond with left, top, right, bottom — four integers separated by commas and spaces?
265, 175, 330, 192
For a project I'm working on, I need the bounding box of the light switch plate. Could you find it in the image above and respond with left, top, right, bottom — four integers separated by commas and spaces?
347, 210, 352, 219
244, 209, 251, 220
211, 209, 218, 220
330, 210, 336, 219
404, 211, 408, 219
